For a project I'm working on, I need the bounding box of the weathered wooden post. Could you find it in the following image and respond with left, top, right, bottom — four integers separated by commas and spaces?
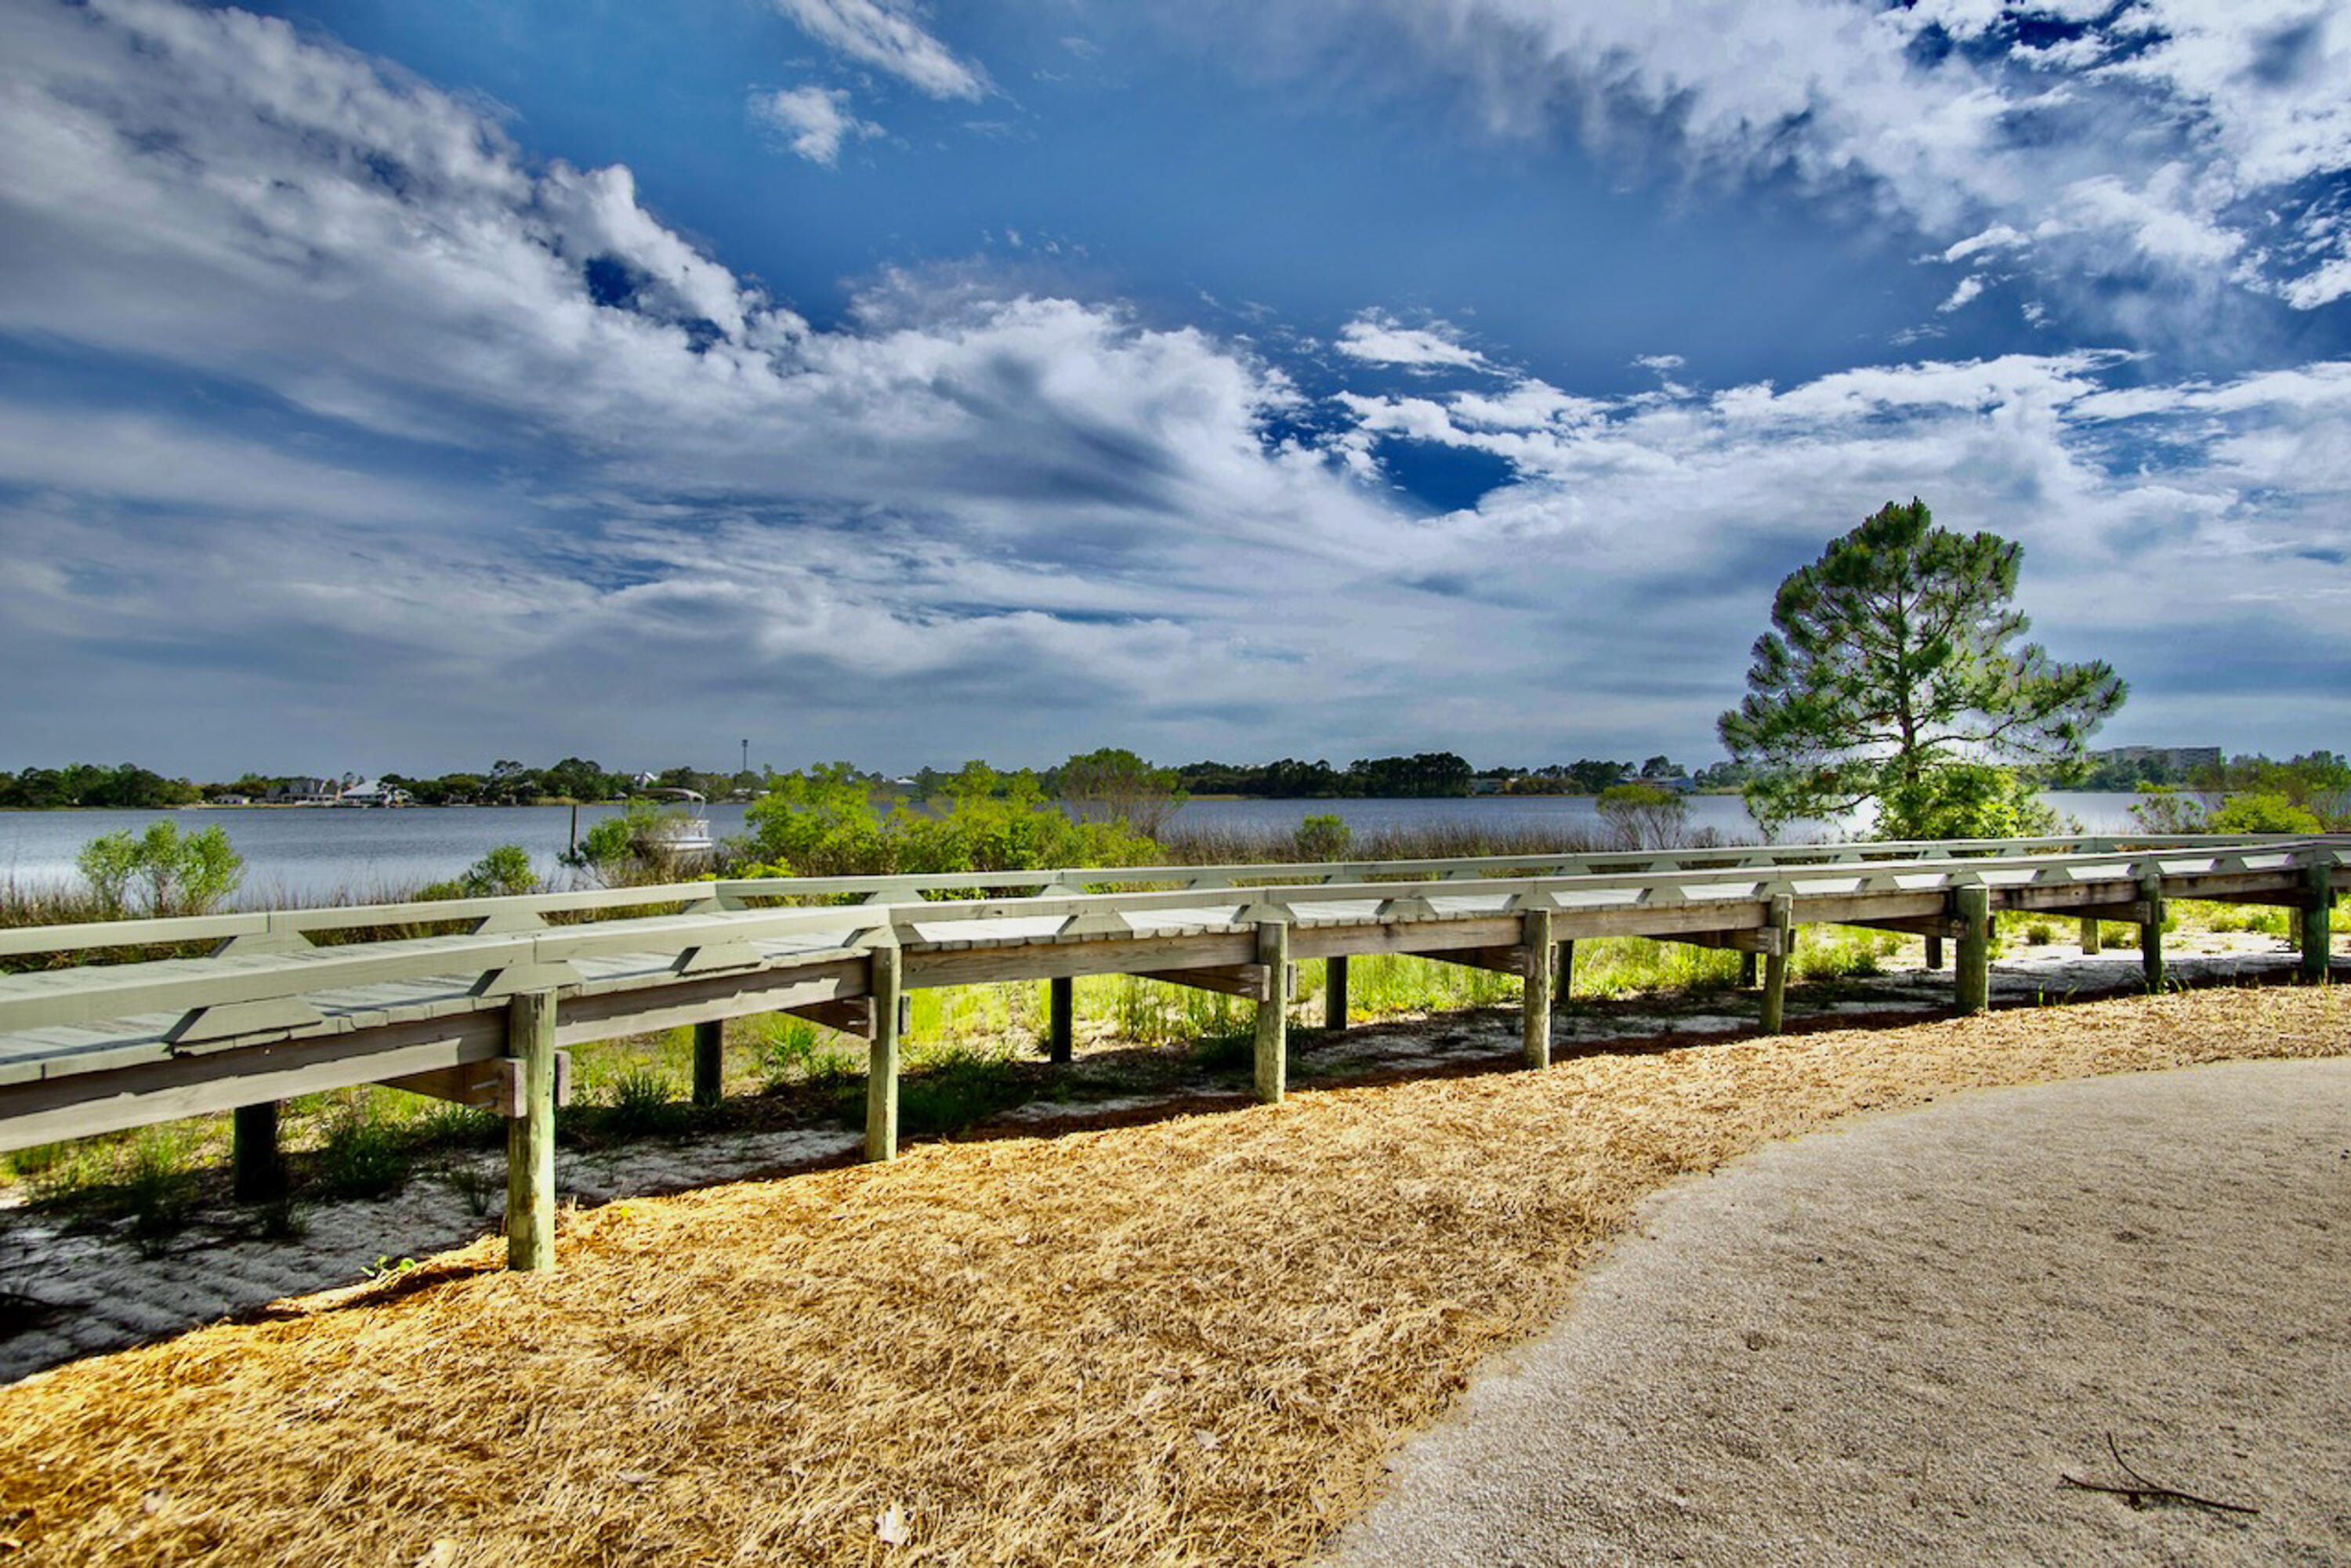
2302, 857, 2335, 982
1738, 951, 1759, 988
1254, 918, 1288, 1105
1521, 908, 1553, 1069
1047, 976, 1074, 1063
1324, 956, 1349, 1033
1556, 939, 1575, 1001
692, 1019, 725, 1107
2138, 868, 2165, 992
1954, 885, 1992, 1016
1759, 894, 1793, 1035
865, 943, 904, 1161
232, 1102, 284, 1203
2078, 917, 2103, 954
1922, 935, 1944, 971
505, 990, 559, 1272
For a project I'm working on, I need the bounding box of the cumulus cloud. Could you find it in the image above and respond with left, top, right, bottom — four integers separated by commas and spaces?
766, 0, 987, 100
1335, 310, 1494, 371
751, 85, 882, 165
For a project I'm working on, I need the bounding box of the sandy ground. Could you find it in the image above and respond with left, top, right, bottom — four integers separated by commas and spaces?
1333, 1056, 2351, 1566
0, 930, 2310, 1385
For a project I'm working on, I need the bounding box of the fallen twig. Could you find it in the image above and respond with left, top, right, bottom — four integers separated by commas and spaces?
2059, 1432, 2259, 1516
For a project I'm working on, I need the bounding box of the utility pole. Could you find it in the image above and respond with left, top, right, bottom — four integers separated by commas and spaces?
741, 737, 749, 777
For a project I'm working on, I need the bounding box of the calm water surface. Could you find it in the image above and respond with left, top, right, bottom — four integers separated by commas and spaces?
0, 794, 2152, 906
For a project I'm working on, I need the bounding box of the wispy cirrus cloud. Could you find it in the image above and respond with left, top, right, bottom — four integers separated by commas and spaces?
1165, 1, 2351, 325
766, 0, 987, 100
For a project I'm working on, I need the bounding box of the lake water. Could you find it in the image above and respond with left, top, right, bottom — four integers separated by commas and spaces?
0, 793, 2157, 907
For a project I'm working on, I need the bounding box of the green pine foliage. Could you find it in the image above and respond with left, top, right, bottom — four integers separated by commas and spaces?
1719, 498, 2125, 839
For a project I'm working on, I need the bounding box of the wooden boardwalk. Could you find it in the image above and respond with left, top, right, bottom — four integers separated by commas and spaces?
2, 834, 2339, 1270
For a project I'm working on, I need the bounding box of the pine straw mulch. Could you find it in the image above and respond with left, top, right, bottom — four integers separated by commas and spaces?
2, 985, 2345, 1566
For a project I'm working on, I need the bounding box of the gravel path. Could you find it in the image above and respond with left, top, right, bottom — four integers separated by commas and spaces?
1334, 1056, 2351, 1566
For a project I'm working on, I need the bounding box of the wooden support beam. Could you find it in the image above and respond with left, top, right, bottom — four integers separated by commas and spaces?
386, 1052, 571, 1114
1521, 909, 1553, 1070
692, 1019, 724, 1107
505, 990, 558, 1273
1422, 944, 1526, 976
232, 1101, 284, 1204
1134, 963, 1274, 1001
1253, 920, 1288, 1105
1668, 927, 1787, 955
2070, 900, 2154, 925
2079, 916, 2103, 954
1557, 940, 1574, 1001
1047, 976, 1074, 1063
781, 997, 875, 1038
1954, 885, 1992, 1016
1841, 914, 1965, 940
1738, 951, 1759, 989
1325, 955, 1349, 1033
2302, 859, 2335, 983
2139, 871, 2166, 992
865, 944, 903, 1163
1760, 896, 1793, 1035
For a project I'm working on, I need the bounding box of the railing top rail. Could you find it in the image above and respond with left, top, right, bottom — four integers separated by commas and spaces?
2, 836, 2338, 1039
0, 832, 2306, 960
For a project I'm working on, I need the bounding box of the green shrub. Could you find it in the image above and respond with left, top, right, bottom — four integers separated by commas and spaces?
418, 843, 539, 901
75, 823, 243, 918
741, 762, 1159, 878
2209, 792, 2322, 835
1292, 814, 1352, 862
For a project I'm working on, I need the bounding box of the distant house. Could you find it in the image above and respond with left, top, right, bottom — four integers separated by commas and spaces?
1616, 771, 1697, 795
268, 776, 342, 805
336, 779, 412, 807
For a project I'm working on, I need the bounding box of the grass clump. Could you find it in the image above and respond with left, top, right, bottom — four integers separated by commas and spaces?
312, 1105, 413, 1201
897, 1040, 1034, 1139
598, 1066, 686, 1139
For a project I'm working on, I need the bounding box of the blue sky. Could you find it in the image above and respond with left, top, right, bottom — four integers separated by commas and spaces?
2, 0, 2348, 777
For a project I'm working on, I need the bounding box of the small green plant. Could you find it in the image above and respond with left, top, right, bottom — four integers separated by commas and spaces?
757, 1016, 850, 1089
600, 1065, 685, 1137
313, 1106, 412, 1200
120, 1133, 201, 1257
1292, 814, 1352, 862
2025, 919, 2055, 946
251, 1193, 306, 1241
363, 1254, 418, 1284
441, 1162, 497, 1218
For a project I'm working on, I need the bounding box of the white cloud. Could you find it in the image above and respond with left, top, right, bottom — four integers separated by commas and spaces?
1171, 0, 2351, 316
751, 85, 881, 165
767, 0, 987, 100
1937, 274, 1987, 313
1335, 310, 1493, 371
2, 0, 2346, 772
1940, 224, 2030, 263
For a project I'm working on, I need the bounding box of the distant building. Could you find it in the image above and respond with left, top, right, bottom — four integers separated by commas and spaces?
2092, 745, 2221, 774
268, 776, 342, 805
336, 779, 412, 807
